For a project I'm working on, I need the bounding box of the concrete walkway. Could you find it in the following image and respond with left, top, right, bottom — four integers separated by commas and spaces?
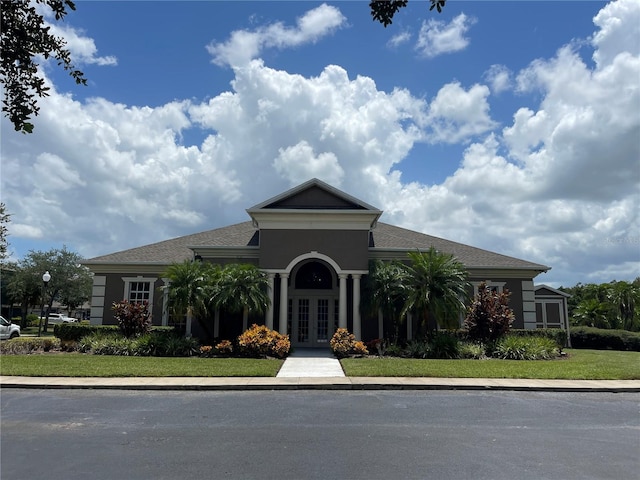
276, 348, 345, 378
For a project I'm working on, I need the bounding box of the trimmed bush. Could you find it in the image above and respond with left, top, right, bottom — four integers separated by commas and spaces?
0, 337, 60, 354
508, 328, 568, 348
237, 324, 290, 359
493, 335, 560, 360
428, 333, 459, 359
570, 326, 640, 351
330, 328, 369, 358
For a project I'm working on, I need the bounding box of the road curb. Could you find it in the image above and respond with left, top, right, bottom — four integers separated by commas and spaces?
2, 376, 639, 392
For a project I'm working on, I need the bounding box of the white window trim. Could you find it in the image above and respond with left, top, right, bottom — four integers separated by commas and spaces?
472, 281, 506, 297
536, 299, 565, 329
122, 276, 157, 307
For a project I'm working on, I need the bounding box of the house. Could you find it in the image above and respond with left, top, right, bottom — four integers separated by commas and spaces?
83, 178, 553, 347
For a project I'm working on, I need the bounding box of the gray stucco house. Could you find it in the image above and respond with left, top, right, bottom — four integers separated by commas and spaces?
84, 178, 556, 347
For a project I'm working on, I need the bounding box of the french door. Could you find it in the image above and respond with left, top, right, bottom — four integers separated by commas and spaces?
292, 297, 335, 348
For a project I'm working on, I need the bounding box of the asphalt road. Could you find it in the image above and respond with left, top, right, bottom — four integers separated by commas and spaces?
1, 389, 638, 480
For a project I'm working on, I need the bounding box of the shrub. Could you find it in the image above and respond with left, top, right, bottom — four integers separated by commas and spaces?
508, 328, 568, 348
330, 328, 369, 358
215, 339, 234, 356
366, 338, 385, 356
0, 337, 60, 354
493, 335, 560, 360
54, 323, 120, 342
428, 333, 459, 359
404, 339, 430, 359
570, 326, 640, 351
237, 324, 290, 359
464, 282, 515, 343
111, 300, 151, 338
77, 333, 138, 356
458, 341, 487, 359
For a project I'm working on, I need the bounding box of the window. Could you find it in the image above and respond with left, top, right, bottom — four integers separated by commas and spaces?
471, 281, 505, 297
122, 277, 157, 307
295, 261, 333, 289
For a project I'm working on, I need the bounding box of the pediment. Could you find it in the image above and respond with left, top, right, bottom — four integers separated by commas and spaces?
248, 178, 380, 212
246, 178, 382, 230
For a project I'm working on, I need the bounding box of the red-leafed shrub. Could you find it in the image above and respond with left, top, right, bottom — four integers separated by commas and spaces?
463, 282, 514, 343
111, 300, 151, 338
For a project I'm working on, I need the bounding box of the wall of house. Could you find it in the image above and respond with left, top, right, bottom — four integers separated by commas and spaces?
259, 229, 369, 270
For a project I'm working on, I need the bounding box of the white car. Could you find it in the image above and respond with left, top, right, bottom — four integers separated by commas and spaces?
41, 313, 77, 324
0, 316, 21, 340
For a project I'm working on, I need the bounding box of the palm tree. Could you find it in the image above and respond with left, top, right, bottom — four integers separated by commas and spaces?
573, 298, 610, 329
163, 260, 218, 338
607, 280, 639, 331
364, 260, 409, 340
209, 263, 270, 332
402, 248, 470, 333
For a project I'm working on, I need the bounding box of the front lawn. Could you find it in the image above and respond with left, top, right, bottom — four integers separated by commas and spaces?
0, 354, 283, 377
340, 349, 640, 380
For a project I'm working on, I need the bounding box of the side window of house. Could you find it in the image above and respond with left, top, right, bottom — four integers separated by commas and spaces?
129, 281, 150, 303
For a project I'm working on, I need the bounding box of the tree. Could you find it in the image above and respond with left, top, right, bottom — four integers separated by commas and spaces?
1, 0, 86, 133
19, 246, 92, 332
363, 260, 409, 340
573, 298, 610, 329
209, 264, 270, 332
163, 260, 219, 338
5, 265, 41, 327
463, 281, 515, 343
402, 248, 469, 332
0, 203, 10, 261
370, 0, 446, 27
607, 280, 639, 331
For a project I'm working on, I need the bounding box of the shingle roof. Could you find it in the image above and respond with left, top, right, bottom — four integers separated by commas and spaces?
85, 220, 548, 271
371, 223, 548, 270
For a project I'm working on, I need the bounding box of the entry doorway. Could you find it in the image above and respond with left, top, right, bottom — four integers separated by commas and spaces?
291, 297, 337, 348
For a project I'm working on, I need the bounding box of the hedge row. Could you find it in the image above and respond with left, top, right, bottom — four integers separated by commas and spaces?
569, 326, 640, 352
444, 328, 568, 347
53, 323, 174, 342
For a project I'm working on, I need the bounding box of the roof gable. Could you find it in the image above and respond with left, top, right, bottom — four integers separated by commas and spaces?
248, 178, 379, 212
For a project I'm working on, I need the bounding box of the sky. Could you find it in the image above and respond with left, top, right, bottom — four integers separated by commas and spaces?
1, 0, 639, 288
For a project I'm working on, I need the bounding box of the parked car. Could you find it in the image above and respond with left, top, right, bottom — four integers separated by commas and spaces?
0, 316, 20, 340
40, 313, 77, 324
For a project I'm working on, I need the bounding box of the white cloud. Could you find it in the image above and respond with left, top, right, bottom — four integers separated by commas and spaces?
387, 31, 412, 49
415, 13, 476, 58
483, 64, 512, 94
425, 82, 498, 143
207, 3, 346, 67
2, 0, 638, 288
47, 23, 117, 66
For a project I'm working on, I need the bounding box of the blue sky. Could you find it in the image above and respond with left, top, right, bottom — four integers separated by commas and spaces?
2, 0, 639, 287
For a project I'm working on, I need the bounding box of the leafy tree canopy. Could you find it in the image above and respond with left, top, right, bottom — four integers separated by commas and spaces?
370, 0, 446, 27
1, 0, 86, 133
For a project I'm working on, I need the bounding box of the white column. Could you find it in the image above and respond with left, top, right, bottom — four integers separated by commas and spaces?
352, 274, 361, 340
161, 278, 170, 327
266, 273, 275, 330
279, 273, 289, 335
339, 274, 348, 330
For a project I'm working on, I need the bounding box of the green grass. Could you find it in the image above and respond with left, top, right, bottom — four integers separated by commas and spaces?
340, 349, 640, 380
0, 354, 283, 377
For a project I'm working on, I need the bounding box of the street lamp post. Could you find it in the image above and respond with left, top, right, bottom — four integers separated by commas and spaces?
37, 271, 51, 337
